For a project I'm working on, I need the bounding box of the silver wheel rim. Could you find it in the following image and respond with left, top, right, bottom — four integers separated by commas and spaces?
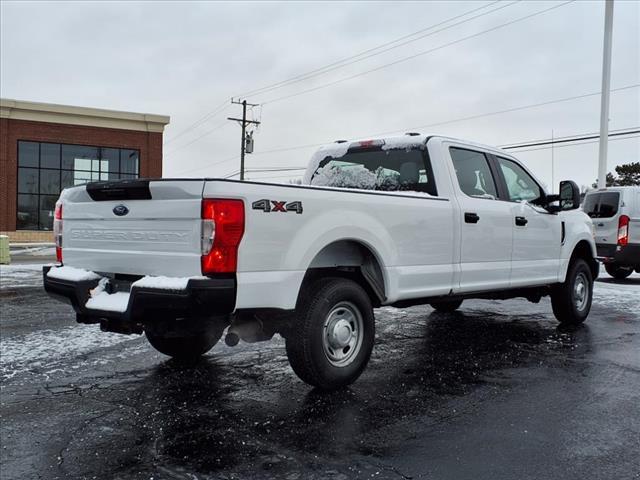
574, 272, 589, 312
322, 301, 364, 367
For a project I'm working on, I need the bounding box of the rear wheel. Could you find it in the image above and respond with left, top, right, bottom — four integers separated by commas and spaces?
604, 263, 634, 279
146, 321, 223, 359
285, 278, 375, 390
430, 299, 463, 312
551, 258, 593, 325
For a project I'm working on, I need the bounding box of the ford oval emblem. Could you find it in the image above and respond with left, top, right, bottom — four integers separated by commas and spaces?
113, 204, 129, 216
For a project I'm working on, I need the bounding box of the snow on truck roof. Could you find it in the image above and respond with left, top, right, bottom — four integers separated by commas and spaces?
305, 134, 510, 178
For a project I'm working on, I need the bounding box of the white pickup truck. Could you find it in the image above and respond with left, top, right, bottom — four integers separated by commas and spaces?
44, 134, 598, 390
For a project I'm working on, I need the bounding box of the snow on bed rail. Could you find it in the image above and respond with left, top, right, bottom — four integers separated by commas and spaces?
47, 266, 101, 282
132, 275, 194, 290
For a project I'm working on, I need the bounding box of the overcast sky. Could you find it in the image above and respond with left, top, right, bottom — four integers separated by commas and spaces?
2, 0, 638, 190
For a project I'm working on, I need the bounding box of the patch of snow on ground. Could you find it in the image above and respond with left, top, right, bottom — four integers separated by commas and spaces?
0, 264, 50, 289
47, 265, 101, 282
9, 245, 56, 256
0, 325, 138, 381
592, 273, 640, 312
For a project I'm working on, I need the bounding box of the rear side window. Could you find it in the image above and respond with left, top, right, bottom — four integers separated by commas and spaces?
583, 192, 620, 218
311, 148, 437, 195
449, 147, 498, 199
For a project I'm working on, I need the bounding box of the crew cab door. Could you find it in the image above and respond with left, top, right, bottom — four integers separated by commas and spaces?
448, 146, 513, 292
494, 156, 561, 286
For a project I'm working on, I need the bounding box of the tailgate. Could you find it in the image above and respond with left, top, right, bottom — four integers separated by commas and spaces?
61, 179, 205, 277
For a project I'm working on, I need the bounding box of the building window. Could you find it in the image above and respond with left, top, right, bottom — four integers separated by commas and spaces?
16, 141, 140, 231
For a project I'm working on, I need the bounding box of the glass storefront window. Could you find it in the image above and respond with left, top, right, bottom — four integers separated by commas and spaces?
16, 141, 140, 230
18, 141, 39, 167
121, 149, 139, 174
17, 194, 38, 230
18, 167, 39, 194
40, 143, 61, 169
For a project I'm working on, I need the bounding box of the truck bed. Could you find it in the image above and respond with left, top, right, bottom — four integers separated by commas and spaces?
60, 177, 456, 308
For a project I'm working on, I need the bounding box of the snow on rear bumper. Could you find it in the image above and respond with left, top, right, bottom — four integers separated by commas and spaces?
42, 266, 236, 324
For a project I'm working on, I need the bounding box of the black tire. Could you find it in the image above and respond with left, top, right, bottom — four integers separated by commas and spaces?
551, 258, 593, 325
430, 299, 463, 312
285, 277, 375, 390
604, 263, 633, 279
146, 327, 222, 359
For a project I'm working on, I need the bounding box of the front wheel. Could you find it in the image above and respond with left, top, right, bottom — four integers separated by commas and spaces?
551, 258, 593, 326
285, 278, 375, 390
604, 263, 633, 279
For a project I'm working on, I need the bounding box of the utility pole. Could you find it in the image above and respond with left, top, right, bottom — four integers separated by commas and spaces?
228, 99, 260, 181
551, 129, 555, 193
597, 0, 614, 189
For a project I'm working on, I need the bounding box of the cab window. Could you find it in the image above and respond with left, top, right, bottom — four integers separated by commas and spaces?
449, 147, 498, 199
497, 157, 543, 203
311, 148, 437, 195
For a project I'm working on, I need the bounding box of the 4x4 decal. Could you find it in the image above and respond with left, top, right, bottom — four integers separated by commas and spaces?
252, 199, 303, 214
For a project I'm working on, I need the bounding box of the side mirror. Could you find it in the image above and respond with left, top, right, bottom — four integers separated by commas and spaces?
559, 180, 580, 210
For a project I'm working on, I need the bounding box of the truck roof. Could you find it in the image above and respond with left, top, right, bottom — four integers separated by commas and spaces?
307, 134, 513, 177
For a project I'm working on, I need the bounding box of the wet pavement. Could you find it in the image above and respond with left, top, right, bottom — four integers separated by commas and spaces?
1, 265, 639, 479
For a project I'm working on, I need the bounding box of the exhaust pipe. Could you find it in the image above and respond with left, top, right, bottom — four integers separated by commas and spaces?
224, 314, 274, 346
225, 330, 240, 346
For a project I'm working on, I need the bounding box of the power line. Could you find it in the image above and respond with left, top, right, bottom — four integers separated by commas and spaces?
163, 100, 230, 145
163, 0, 580, 158
246, 173, 304, 181
511, 133, 639, 153
169, 83, 639, 176
502, 128, 640, 150
236, 84, 640, 162
261, 1, 575, 105
368, 84, 639, 137
164, 120, 230, 157
238, 0, 514, 99
180, 128, 640, 180
164, 2, 511, 149
246, 134, 640, 182
163, 2, 508, 148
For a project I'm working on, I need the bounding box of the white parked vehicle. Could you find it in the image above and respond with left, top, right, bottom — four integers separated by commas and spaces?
583, 186, 640, 279
44, 134, 598, 389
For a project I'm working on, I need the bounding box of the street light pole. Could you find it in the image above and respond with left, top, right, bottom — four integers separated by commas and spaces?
597, 0, 614, 189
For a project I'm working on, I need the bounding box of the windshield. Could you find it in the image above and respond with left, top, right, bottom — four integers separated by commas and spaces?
583, 192, 620, 218
310, 148, 437, 195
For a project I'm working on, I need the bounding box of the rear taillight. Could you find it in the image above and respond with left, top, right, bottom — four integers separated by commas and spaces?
201, 199, 245, 274
54, 203, 63, 263
618, 215, 630, 246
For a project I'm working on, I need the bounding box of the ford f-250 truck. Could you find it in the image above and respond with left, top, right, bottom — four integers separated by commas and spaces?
43, 134, 598, 390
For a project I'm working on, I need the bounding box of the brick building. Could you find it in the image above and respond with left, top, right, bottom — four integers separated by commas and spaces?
0, 98, 169, 242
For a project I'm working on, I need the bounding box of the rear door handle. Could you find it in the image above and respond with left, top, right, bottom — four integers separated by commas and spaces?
515, 216, 528, 226
464, 212, 480, 224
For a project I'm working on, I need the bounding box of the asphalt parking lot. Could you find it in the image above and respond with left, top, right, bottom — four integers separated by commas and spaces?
1, 263, 639, 480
